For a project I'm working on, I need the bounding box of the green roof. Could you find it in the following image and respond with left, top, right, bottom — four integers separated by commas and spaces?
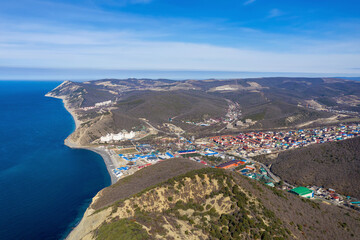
289, 187, 313, 196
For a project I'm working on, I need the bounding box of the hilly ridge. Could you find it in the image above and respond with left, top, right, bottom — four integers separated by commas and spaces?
67, 159, 360, 240
47, 77, 360, 145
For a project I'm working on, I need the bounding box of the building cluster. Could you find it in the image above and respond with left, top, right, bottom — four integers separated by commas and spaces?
100, 130, 136, 143
207, 124, 360, 156
104, 123, 360, 212
306, 104, 359, 115
112, 150, 175, 178
113, 143, 225, 179
119, 152, 174, 162
224, 102, 241, 123
80, 100, 113, 111
309, 186, 344, 202
307, 186, 360, 210
238, 164, 274, 186
95, 100, 112, 107
215, 159, 275, 187
113, 166, 129, 178
291, 185, 360, 211
182, 102, 242, 127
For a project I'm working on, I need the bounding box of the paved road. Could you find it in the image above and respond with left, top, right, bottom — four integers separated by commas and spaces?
244, 157, 281, 183
229, 152, 281, 183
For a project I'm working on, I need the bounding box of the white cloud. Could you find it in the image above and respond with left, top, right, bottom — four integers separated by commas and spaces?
243, 0, 256, 6
268, 8, 283, 18
0, 3, 359, 75
0, 26, 359, 74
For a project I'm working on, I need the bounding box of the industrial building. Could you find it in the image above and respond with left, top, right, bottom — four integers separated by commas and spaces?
289, 187, 314, 198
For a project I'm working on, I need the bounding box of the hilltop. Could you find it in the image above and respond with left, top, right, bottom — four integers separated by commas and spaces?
46, 77, 360, 145
67, 158, 360, 240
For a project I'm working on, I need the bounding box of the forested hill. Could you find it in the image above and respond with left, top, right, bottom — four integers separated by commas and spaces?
257, 137, 360, 199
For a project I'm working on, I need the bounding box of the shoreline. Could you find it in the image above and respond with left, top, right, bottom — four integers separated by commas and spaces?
64, 138, 118, 185
45, 93, 118, 185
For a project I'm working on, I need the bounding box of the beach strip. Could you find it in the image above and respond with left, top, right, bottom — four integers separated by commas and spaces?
46, 93, 118, 184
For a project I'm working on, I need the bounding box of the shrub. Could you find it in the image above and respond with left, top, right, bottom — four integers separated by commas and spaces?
95, 219, 150, 240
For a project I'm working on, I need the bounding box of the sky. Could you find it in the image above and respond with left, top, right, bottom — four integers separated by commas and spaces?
0, 0, 360, 79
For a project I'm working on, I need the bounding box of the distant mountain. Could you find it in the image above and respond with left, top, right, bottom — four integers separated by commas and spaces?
67, 158, 360, 240
47, 77, 360, 145
335, 77, 360, 82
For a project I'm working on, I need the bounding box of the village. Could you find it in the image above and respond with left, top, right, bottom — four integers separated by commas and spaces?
100, 123, 360, 212
202, 124, 360, 157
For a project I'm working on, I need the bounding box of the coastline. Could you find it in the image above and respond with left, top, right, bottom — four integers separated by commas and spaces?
45, 93, 118, 185
64, 139, 118, 185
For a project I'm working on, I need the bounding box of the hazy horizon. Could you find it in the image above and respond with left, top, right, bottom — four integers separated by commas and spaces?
1, 66, 360, 81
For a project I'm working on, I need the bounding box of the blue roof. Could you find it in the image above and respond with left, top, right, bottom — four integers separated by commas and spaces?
205, 152, 218, 156
118, 167, 129, 171
166, 152, 174, 158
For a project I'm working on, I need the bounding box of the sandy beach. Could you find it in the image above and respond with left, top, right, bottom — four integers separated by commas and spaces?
46, 93, 118, 185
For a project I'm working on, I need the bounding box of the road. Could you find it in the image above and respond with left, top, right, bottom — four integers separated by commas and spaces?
244, 157, 281, 183
229, 152, 281, 183
140, 118, 171, 135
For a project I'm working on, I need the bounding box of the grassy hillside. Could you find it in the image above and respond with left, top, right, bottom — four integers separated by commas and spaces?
209, 80, 335, 129
69, 159, 360, 240
112, 90, 228, 126
255, 137, 360, 199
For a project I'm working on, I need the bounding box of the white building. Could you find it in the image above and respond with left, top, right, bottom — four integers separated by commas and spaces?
100, 130, 136, 142
95, 100, 112, 107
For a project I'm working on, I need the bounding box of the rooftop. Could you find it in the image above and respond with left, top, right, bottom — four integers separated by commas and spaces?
290, 187, 313, 196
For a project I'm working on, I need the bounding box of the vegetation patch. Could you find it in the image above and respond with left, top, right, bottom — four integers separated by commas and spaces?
128, 168, 291, 239
94, 218, 150, 240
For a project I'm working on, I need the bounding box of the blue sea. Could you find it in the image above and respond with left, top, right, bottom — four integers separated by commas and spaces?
0, 81, 111, 240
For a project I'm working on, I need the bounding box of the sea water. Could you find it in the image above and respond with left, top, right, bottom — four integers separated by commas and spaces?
0, 81, 111, 239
